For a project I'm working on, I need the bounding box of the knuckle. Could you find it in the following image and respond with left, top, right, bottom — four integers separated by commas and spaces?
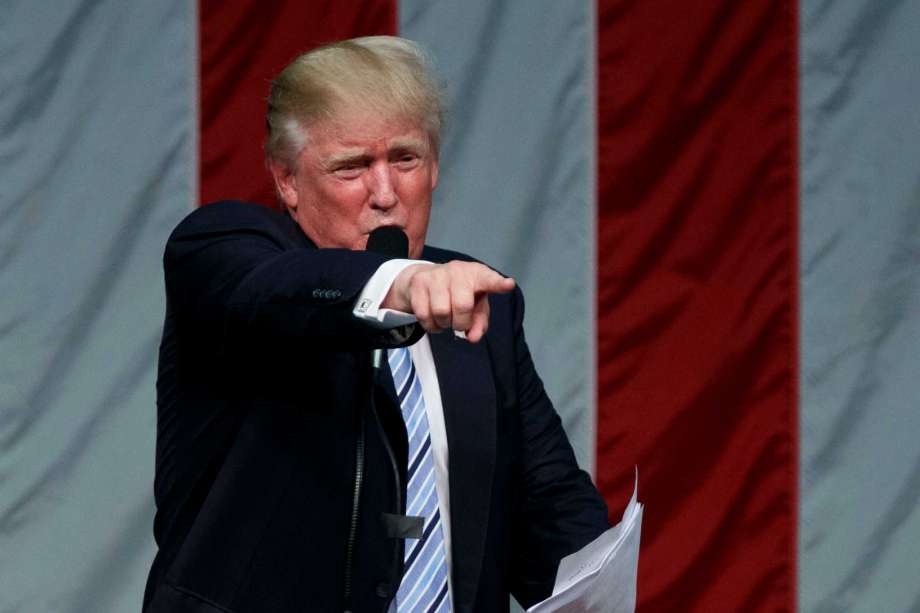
411, 295, 427, 317
454, 297, 474, 314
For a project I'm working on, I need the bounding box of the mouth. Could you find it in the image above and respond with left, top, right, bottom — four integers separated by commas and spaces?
366, 223, 408, 241
365, 225, 409, 255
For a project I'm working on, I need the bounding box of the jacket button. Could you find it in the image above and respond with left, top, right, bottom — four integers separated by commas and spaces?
312, 289, 322, 299
375, 582, 391, 598
331, 290, 342, 299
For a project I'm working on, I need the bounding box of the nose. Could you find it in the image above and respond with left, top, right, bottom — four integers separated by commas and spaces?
366, 162, 398, 210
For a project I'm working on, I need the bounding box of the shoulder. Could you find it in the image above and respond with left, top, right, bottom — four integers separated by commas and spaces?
421, 245, 511, 283
168, 200, 310, 248
420, 244, 477, 265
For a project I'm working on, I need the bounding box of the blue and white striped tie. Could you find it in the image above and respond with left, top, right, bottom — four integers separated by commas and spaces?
388, 347, 451, 613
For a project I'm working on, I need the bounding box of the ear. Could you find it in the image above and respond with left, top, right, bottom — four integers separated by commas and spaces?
430, 158, 439, 191
269, 159, 299, 214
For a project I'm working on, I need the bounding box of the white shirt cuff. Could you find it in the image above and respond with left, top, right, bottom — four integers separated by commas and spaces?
352, 259, 432, 328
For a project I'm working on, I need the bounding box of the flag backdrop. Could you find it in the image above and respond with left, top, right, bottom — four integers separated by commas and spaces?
2, 1, 919, 611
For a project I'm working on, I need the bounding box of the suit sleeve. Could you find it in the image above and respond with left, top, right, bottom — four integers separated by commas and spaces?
163, 201, 422, 358
494, 287, 610, 607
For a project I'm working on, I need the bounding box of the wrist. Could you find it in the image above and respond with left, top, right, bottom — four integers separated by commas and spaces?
382, 263, 430, 311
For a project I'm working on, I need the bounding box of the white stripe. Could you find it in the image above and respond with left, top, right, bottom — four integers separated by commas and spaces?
434, 592, 451, 613
388, 347, 407, 370
405, 397, 428, 445
0, 3, 195, 611
406, 436, 428, 480
406, 468, 436, 515
400, 538, 447, 611
800, 1, 920, 610
405, 513, 441, 567
389, 353, 410, 394
398, 0, 596, 477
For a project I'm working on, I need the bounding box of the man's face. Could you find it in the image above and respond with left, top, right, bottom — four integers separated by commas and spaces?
272, 111, 439, 259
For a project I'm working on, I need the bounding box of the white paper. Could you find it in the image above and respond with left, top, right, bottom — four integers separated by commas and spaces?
527, 470, 643, 613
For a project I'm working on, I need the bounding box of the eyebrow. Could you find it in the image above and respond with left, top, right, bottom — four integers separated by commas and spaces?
325, 151, 369, 167
388, 137, 428, 153
324, 138, 429, 167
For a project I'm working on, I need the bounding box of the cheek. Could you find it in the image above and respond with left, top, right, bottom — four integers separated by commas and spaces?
302, 186, 368, 248
405, 201, 431, 255
406, 173, 433, 222
319, 180, 365, 207
410, 204, 431, 232
318, 186, 366, 221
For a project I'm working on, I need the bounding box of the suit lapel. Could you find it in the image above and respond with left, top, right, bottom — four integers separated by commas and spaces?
429, 331, 496, 612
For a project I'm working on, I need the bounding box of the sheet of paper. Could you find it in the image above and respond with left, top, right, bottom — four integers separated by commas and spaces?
526, 471, 643, 613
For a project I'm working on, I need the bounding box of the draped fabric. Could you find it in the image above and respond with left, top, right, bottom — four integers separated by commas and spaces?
399, 0, 597, 472
596, 2, 799, 610
799, 2, 920, 610
0, 2, 193, 610
2, 1, 919, 611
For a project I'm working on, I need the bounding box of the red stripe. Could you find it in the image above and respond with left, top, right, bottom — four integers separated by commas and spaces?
199, 0, 397, 207
596, 1, 798, 611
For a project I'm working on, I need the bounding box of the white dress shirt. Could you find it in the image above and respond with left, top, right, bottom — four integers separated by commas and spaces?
352, 259, 455, 608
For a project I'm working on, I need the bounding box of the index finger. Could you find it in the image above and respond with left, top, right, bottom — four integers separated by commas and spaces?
474, 267, 516, 295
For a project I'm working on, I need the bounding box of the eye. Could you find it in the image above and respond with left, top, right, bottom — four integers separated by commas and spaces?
393, 153, 420, 169
333, 164, 364, 179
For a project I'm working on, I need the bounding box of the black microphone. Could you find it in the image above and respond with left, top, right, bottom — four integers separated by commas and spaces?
366, 226, 409, 370
366, 225, 409, 259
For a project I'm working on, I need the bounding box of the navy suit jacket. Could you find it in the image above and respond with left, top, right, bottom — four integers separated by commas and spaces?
144, 201, 609, 612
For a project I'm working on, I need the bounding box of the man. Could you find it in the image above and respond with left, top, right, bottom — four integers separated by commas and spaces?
145, 36, 608, 613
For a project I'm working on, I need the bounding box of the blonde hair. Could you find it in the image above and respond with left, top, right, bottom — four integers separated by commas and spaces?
265, 36, 445, 168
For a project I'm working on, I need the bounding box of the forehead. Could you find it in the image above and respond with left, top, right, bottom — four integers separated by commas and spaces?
308, 109, 430, 152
